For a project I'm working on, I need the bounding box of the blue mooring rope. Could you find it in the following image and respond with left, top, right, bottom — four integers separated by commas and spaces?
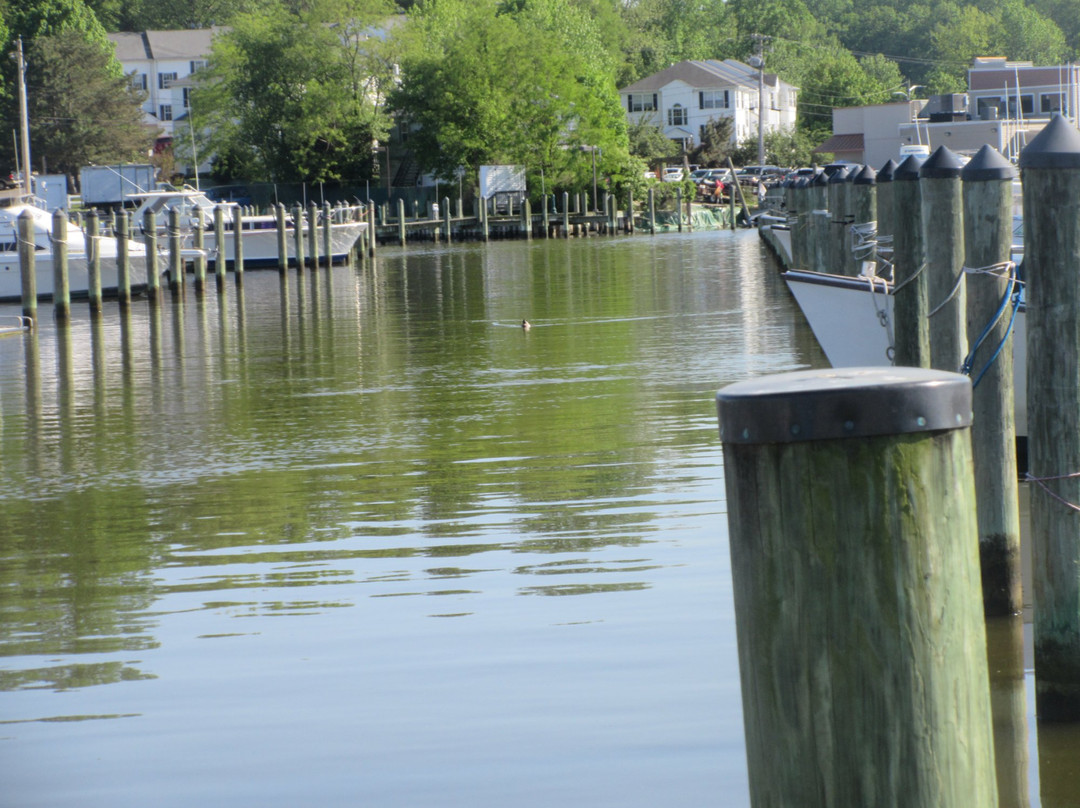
960, 262, 1022, 388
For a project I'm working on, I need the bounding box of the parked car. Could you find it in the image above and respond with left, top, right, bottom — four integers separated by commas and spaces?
662, 167, 686, 182
738, 165, 785, 186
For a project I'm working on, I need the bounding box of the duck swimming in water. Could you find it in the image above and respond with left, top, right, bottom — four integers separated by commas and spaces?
522, 319, 531, 330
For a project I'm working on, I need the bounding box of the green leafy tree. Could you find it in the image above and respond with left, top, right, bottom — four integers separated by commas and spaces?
191, 0, 396, 182
26, 30, 154, 181
689, 116, 735, 167
391, 0, 629, 194
627, 119, 679, 162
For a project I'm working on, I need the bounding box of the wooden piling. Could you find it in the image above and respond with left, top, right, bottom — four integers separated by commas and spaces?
892, 154, 929, 367
961, 144, 1021, 616
293, 204, 305, 270
1018, 113, 1080, 718
276, 204, 287, 272
214, 205, 226, 288
717, 366, 996, 807
322, 202, 332, 266
648, 187, 656, 233
168, 207, 182, 295
921, 146, 966, 372
194, 208, 206, 293
397, 198, 407, 247
87, 211, 103, 311
367, 204, 376, 258
51, 210, 70, 320
307, 201, 318, 268
876, 159, 898, 272
827, 166, 850, 273
232, 205, 245, 281
116, 211, 131, 305
627, 190, 634, 234
849, 166, 876, 276
562, 192, 570, 237
521, 198, 530, 241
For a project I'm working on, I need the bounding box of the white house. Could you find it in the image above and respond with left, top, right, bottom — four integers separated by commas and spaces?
619, 59, 799, 150
108, 29, 220, 153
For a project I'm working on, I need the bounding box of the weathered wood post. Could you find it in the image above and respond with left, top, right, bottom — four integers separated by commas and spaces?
193, 208, 207, 294
87, 210, 103, 311
675, 186, 683, 233
848, 165, 876, 276
51, 210, 70, 320
985, 616, 1030, 805
293, 204, 305, 270
276, 204, 287, 273
1019, 113, 1080, 718
717, 366, 997, 807
786, 178, 804, 269
875, 159, 898, 275
921, 146, 966, 372
140, 209, 158, 304
307, 201, 319, 268
807, 171, 829, 268
116, 210, 131, 305
322, 201, 332, 266
168, 207, 183, 296
214, 205, 226, 288
542, 195, 550, 238
444, 196, 453, 243
562, 192, 570, 237
963, 144, 1019, 617
648, 187, 656, 233
232, 205, 245, 281
522, 198, 530, 241
892, 153, 929, 367
397, 198, 407, 246
18, 211, 36, 321
367, 203, 376, 258
827, 165, 850, 273
626, 189, 634, 234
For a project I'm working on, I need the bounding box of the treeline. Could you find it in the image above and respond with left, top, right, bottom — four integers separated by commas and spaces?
1, 0, 1077, 189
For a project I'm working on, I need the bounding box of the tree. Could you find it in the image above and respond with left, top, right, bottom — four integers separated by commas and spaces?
26, 30, 155, 181
190, 0, 396, 182
391, 0, 629, 194
689, 116, 735, 167
628, 120, 679, 162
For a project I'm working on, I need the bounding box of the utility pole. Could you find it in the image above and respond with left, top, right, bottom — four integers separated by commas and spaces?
750, 34, 767, 166
15, 37, 32, 198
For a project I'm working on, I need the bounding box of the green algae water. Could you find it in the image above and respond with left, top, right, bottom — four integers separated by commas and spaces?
0, 230, 1073, 806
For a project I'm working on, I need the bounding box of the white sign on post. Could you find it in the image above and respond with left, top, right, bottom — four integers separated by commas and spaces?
479, 165, 526, 198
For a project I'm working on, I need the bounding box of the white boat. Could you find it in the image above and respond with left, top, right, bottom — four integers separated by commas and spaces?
0, 201, 151, 302
129, 189, 367, 269
765, 224, 1028, 435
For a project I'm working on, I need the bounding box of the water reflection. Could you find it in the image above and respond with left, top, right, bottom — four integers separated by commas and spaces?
0, 231, 1068, 807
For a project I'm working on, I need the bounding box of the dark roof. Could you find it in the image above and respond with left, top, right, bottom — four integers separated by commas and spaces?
621, 59, 793, 94
814, 133, 865, 155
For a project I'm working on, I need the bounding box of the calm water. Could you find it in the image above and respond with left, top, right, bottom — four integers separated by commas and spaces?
0, 230, 1073, 806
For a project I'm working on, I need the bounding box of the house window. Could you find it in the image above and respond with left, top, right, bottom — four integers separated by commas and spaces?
159, 72, 178, 89
700, 90, 728, 109
190, 60, 207, 73
668, 104, 687, 126
1041, 92, 1064, 114
130, 73, 147, 91
183, 87, 192, 109
159, 104, 173, 121
627, 93, 657, 112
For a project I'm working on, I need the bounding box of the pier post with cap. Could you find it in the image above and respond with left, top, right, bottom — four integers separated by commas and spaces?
322, 202, 332, 266
875, 159, 898, 274
961, 144, 1021, 617
1019, 113, 1080, 719
214, 205, 226, 287
848, 165, 876, 276
116, 210, 131, 305
168, 207, 183, 296
717, 367, 996, 806
193, 208, 206, 293
276, 204, 287, 272
293, 204, 305, 270
51, 210, 70, 320
18, 211, 36, 322
232, 205, 245, 281
893, 154, 929, 367
87, 210, 103, 310
921, 146, 966, 372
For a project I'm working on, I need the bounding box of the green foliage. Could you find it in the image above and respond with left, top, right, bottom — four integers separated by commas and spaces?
689, 116, 735, 167
26, 30, 154, 178
732, 126, 819, 167
627, 120, 679, 162
190, 0, 396, 182
391, 0, 630, 193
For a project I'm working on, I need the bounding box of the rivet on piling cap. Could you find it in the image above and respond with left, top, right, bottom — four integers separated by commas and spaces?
716, 367, 972, 445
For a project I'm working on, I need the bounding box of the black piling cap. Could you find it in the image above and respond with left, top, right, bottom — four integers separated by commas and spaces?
894, 154, 926, 181
961, 144, 1016, 182
812, 171, 830, 187
716, 367, 972, 445
1018, 113, 1080, 169
853, 165, 877, 185
877, 159, 898, 183
919, 145, 963, 179
828, 165, 850, 183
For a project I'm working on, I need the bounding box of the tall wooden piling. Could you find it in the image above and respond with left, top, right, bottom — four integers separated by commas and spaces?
648, 187, 656, 233
827, 166, 850, 274
876, 159, 898, 271
168, 207, 183, 295
676, 187, 683, 233
276, 204, 287, 272
521, 198, 530, 241
367, 204, 376, 258
562, 192, 570, 237
627, 190, 634, 234
920, 146, 966, 372
397, 198, 406, 247
962, 145, 1021, 616
892, 154, 929, 367
116, 211, 131, 305
849, 165, 876, 276
322, 202, 332, 266
214, 205, 226, 288
232, 205, 245, 281
51, 210, 70, 320
193, 208, 207, 293
717, 367, 996, 807
1018, 113, 1080, 718
87, 210, 103, 311
307, 202, 319, 268
293, 204, 305, 270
